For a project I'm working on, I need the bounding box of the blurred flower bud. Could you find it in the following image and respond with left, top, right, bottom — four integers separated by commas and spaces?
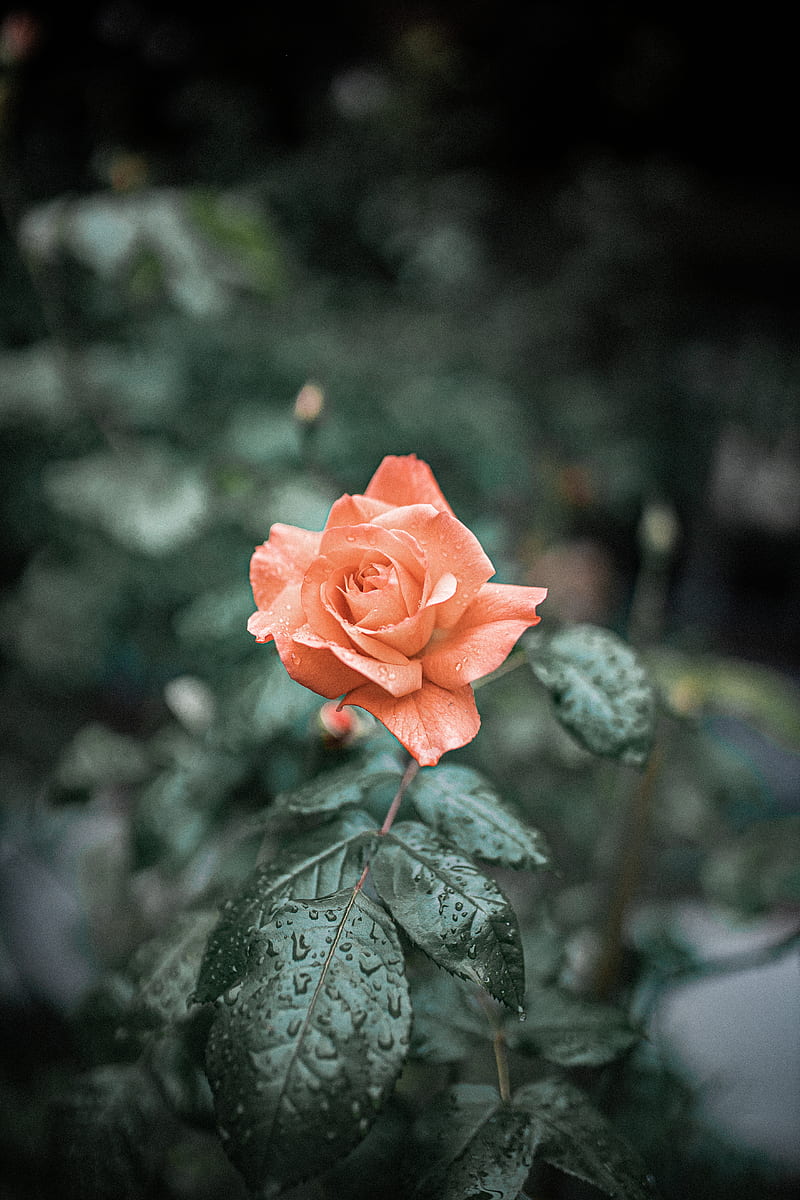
293, 382, 325, 424
164, 675, 216, 734
316, 701, 371, 748
638, 500, 680, 558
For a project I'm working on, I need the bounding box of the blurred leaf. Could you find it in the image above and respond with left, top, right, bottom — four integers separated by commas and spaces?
510, 986, 640, 1067
647, 649, 800, 752
528, 624, 656, 767
514, 1076, 659, 1199
408, 972, 486, 1063
215, 656, 321, 749
413, 1083, 535, 1200
146, 1023, 215, 1126
370, 820, 525, 1010
407, 763, 550, 870
56, 722, 151, 791
187, 189, 285, 297
48, 1064, 175, 1200
44, 442, 210, 556
130, 909, 219, 1026
701, 815, 800, 914
205, 890, 411, 1196
223, 404, 301, 467
135, 748, 246, 868
194, 809, 378, 1003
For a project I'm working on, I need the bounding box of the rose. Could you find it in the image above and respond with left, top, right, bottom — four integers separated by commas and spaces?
248, 455, 546, 765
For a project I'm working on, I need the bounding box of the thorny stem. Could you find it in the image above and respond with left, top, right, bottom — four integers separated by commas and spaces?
593, 739, 662, 999
353, 758, 420, 895
476, 992, 512, 1104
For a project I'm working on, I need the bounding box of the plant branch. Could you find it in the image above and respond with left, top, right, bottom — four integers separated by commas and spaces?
593, 740, 662, 999
353, 758, 420, 895
476, 991, 512, 1104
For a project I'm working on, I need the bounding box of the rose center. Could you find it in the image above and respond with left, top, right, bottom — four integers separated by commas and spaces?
336, 556, 408, 628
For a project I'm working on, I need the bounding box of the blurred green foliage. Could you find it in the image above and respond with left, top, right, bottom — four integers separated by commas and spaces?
1, 17, 799, 1198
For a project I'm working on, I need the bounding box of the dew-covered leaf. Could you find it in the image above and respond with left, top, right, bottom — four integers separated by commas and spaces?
528, 624, 656, 767
205, 889, 411, 1196
194, 809, 378, 1003
272, 754, 404, 819
509, 985, 641, 1067
407, 763, 550, 870
413, 1083, 535, 1200
370, 821, 525, 1010
514, 1076, 659, 1199
129, 909, 219, 1025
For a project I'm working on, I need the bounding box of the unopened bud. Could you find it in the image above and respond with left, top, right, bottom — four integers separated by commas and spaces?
317, 700, 370, 746
294, 382, 325, 424
638, 500, 679, 558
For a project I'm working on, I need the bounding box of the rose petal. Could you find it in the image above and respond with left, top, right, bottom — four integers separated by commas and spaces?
343, 680, 481, 766
421, 582, 547, 688
373, 505, 494, 628
364, 454, 456, 516
250, 524, 322, 610
293, 626, 422, 697
325, 493, 394, 528
273, 631, 364, 699
247, 577, 305, 646
348, 606, 436, 659
301, 525, 426, 648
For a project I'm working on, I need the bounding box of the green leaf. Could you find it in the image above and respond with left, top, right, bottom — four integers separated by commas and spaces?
272, 754, 404, 819
701, 815, 800, 914
194, 809, 377, 1003
43, 442, 210, 556
414, 1083, 535, 1200
528, 624, 656, 767
408, 972, 486, 1063
514, 1076, 659, 1199
407, 763, 550, 870
510, 986, 641, 1067
48, 1064, 173, 1200
205, 889, 411, 1196
646, 648, 800, 751
370, 821, 525, 1010
130, 909, 219, 1025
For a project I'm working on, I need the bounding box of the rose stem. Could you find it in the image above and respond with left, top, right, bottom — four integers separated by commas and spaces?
592, 738, 662, 1000
476, 991, 512, 1105
353, 758, 420, 895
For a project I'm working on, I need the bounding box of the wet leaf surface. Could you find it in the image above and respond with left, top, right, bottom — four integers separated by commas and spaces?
370, 820, 525, 1010
509, 985, 641, 1067
528, 624, 656, 767
413, 1083, 535, 1200
514, 1075, 660, 1199
407, 763, 550, 870
194, 809, 378, 1003
205, 889, 411, 1196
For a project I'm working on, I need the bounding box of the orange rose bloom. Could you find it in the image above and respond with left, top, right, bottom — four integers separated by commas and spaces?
247, 455, 546, 765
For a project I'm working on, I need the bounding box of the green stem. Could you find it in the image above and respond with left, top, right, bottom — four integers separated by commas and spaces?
379, 759, 420, 834
476, 992, 512, 1104
593, 741, 662, 1000
353, 758, 420, 895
